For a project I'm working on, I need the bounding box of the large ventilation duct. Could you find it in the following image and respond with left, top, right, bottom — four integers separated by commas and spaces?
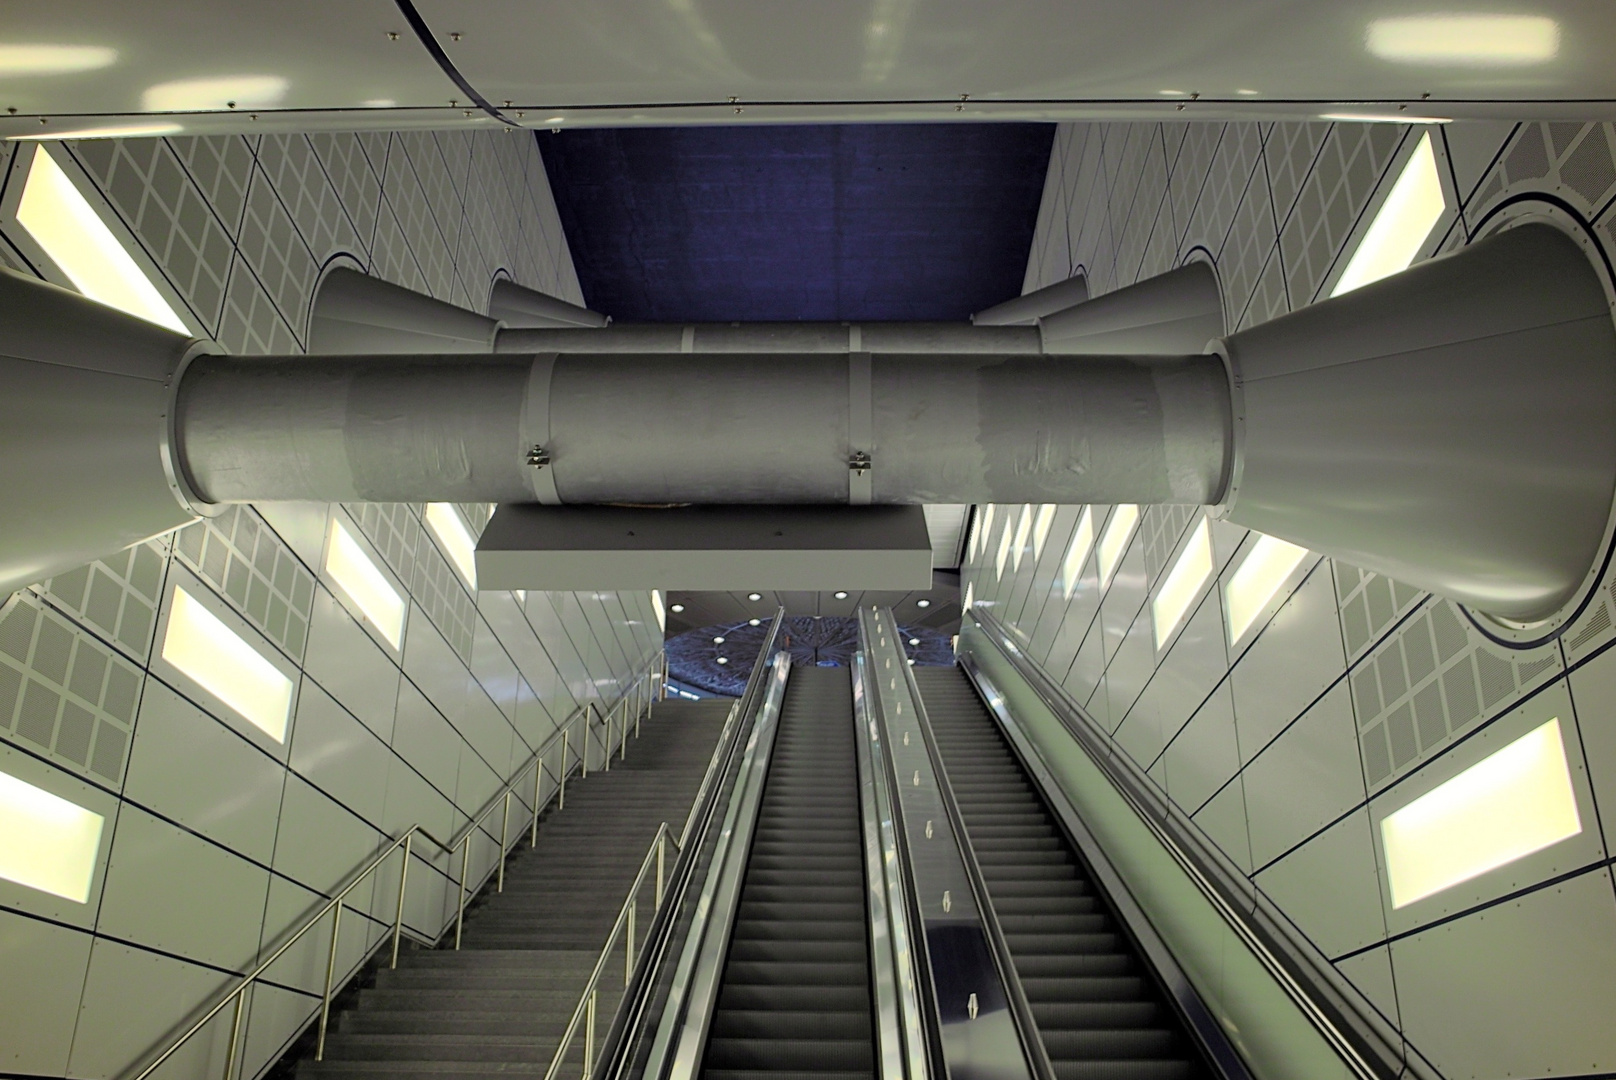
488, 278, 609, 329
1040, 262, 1224, 354
494, 322, 1044, 354
2, 223, 1612, 622
972, 272, 1090, 326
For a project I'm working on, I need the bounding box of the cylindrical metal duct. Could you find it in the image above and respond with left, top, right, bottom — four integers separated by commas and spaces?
489, 278, 608, 328
309, 267, 500, 355
494, 322, 1043, 354
176, 352, 1231, 506
972, 272, 1089, 326
1041, 262, 1225, 355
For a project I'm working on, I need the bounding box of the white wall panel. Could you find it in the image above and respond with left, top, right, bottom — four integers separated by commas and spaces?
1391, 870, 1616, 1080
1160, 683, 1240, 814
124, 680, 284, 863
271, 777, 381, 896
1229, 567, 1346, 764
1242, 682, 1364, 867
1104, 613, 1156, 739
254, 502, 331, 578
1567, 644, 1616, 831
1128, 596, 1228, 757
1256, 809, 1386, 957
389, 680, 461, 801
289, 681, 389, 824
1192, 777, 1252, 872
70, 939, 237, 1080
303, 587, 400, 743
402, 608, 472, 735
97, 805, 269, 968
1334, 945, 1400, 1027
470, 617, 522, 723
0, 908, 92, 1075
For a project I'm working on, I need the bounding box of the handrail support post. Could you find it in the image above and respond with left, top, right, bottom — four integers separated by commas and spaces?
391, 832, 412, 969
315, 902, 342, 1060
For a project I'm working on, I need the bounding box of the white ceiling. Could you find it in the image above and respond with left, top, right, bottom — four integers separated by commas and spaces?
4, 1, 1616, 139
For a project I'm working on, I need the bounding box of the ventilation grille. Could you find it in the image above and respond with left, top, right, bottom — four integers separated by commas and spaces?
0, 593, 141, 784
348, 503, 476, 662
1473, 123, 1616, 218
174, 507, 314, 662
1561, 574, 1616, 664
1335, 563, 1425, 662
1352, 600, 1561, 790
39, 538, 168, 662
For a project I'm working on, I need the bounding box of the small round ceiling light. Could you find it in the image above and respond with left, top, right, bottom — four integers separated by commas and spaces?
747, 592, 763, 601
909, 638, 920, 646
916, 599, 931, 608
713, 636, 725, 644
834, 591, 848, 599
749, 618, 761, 626
670, 603, 684, 613
716, 656, 729, 665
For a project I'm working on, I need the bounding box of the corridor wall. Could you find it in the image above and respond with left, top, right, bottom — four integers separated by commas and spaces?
0, 130, 662, 1079
974, 119, 1616, 1080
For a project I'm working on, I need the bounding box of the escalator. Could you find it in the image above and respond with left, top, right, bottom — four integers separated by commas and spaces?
699, 665, 877, 1080
914, 665, 1209, 1080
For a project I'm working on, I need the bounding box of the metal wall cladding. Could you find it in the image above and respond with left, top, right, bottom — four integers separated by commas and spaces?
975, 118, 1616, 1080
0, 126, 660, 1080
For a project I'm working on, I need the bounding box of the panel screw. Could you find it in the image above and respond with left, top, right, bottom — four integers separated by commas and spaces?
942, 890, 952, 912
968, 993, 979, 1020
227, 100, 237, 109
449, 31, 462, 42
7, 107, 16, 114
387, 31, 400, 40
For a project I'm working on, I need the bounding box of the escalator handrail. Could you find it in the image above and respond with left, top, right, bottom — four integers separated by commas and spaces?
868, 608, 1058, 1080
596, 609, 788, 1080
963, 607, 1423, 1080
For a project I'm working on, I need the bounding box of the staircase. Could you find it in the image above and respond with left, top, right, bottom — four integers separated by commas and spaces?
299, 698, 733, 1080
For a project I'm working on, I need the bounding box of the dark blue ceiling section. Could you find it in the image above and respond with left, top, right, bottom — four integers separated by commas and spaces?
537, 123, 1054, 323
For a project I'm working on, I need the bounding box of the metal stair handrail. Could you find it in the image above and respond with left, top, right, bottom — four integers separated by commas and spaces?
124, 655, 667, 1080
544, 820, 683, 1080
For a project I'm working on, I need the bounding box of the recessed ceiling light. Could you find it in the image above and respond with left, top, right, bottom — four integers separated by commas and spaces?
14, 121, 184, 141
716, 656, 729, 665
909, 638, 920, 646
747, 592, 762, 601
0, 771, 104, 903
671, 603, 684, 613
361, 98, 397, 108
1225, 533, 1311, 643
1382, 718, 1581, 907
142, 74, 288, 112
1097, 505, 1139, 588
0, 44, 117, 76
834, 591, 848, 599
1331, 132, 1446, 296
425, 503, 478, 589
713, 636, 725, 644
1366, 14, 1559, 65
749, 618, 760, 626
1320, 112, 1452, 124
1236, 88, 1260, 96
916, 599, 931, 608
1061, 506, 1096, 601
15, 145, 188, 331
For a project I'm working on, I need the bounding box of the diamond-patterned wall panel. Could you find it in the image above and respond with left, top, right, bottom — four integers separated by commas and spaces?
1141, 505, 1198, 589
37, 539, 169, 663
307, 133, 382, 253
1218, 157, 1278, 326
0, 592, 142, 785
236, 164, 321, 346
255, 135, 366, 288
1276, 122, 1404, 306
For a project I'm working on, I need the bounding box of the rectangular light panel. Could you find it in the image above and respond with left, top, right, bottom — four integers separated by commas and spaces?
1097, 505, 1139, 588
1331, 133, 1445, 297
1031, 504, 1056, 560
1382, 718, 1582, 909
995, 517, 1013, 580
963, 582, 974, 612
652, 590, 666, 630
1225, 534, 1311, 643
325, 518, 405, 648
1367, 15, 1559, 64
16, 146, 189, 333
1061, 507, 1094, 601
426, 503, 479, 589
0, 771, 103, 903
1152, 519, 1212, 649
162, 586, 293, 742
1011, 505, 1032, 571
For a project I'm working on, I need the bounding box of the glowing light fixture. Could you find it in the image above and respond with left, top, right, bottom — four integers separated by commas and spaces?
651, 591, 666, 630
916, 599, 931, 608
0, 770, 103, 903
1225, 534, 1310, 643
142, 74, 288, 112
1331, 132, 1445, 297
325, 519, 405, 648
1152, 519, 1212, 649
834, 591, 849, 600
13, 121, 185, 142
908, 637, 920, 646
716, 656, 729, 665
972, 505, 995, 563
1367, 15, 1559, 65
1097, 505, 1139, 588
963, 582, 974, 611
747, 592, 762, 601
16, 146, 188, 332
713, 636, 725, 644
1382, 718, 1581, 908
361, 98, 397, 108
749, 618, 760, 626
671, 603, 685, 613
162, 587, 293, 741
0, 44, 117, 76
1011, 505, 1032, 571
425, 503, 478, 589
1321, 112, 1452, 124
1031, 504, 1056, 560
1061, 507, 1095, 601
